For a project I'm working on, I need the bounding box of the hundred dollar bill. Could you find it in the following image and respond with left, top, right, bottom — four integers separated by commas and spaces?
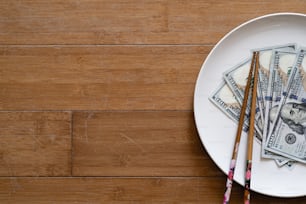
265, 48, 306, 163
255, 50, 272, 125
223, 57, 266, 140
224, 44, 296, 131
209, 81, 262, 142
262, 50, 297, 160
253, 44, 296, 126
223, 58, 252, 105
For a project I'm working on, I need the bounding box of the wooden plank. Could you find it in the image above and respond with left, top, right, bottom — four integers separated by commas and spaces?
0, 177, 243, 203
1, 177, 306, 203
0, 112, 71, 176
0, 1, 305, 45
72, 111, 221, 176
0, 45, 209, 110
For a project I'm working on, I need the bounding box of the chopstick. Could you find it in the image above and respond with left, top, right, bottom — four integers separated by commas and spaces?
244, 51, 259, 204
223, 52, 257, 204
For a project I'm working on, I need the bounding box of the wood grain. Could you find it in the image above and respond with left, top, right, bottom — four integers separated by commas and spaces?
0, 177, 243, 204
1, 0, 306, 203
1, 0, 305, 45
72, 111, 221, 176
0, 45, 209, 111
0, 112, 71, 176
1, 177, 306, 204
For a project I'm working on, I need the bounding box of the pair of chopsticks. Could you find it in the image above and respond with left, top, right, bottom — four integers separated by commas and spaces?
223, 52, 259, 204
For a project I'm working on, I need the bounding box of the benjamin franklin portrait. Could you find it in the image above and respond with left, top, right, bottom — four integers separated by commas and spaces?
270, 102, 306, 135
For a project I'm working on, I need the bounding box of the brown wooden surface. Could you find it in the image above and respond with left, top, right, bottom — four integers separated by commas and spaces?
0, 112, 71, 176
0, 178, 244, 203
72, 111, 220, 176
1, 0, 306, 45
0, 46, 208, 110
1, 0, 306, 203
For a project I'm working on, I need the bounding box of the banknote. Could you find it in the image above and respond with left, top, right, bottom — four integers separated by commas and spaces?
209, 81, 262, 142
223, 58, 263, 135
223, 44, 296, 136
252, 44, 296, 124
223, 44, 296, 161
256, 45, 296, 162
262, 50, 297, 160
284, 160, 297, 170
207, 44, 304, 167
274, 158, 290, 166
223, 58, 252, 105
254, 50, 272, 126
265, 48, 306, 163
209, 81, 248, 132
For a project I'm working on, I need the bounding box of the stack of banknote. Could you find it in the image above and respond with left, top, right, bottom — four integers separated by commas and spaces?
209, 43, 306, 168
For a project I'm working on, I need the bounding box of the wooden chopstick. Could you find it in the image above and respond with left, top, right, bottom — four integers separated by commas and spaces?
244, 51, 259, 204
223, 52, 257, 204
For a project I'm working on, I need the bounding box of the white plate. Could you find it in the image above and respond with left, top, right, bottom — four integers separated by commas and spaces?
194, 13, 306, 197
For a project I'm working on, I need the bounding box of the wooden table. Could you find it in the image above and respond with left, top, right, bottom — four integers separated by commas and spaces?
0, 1, 306, 203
